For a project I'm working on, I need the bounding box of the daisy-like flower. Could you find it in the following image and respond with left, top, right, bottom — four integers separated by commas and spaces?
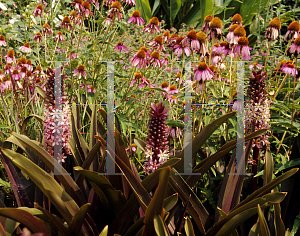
0, 35, 6, 46
33, 4, 43, 17
148, 35, 165, 51
69, 51, 78, 59
161, 81, 169, 94
19, 43, 31, 53
230, 13, 242, 27
226, 24, 238, 43
42, 23, 53, 37
69, 10, 77, 21
265, 17, 281, 40
20, 66, 27, 78
4, 64, 13, 75
194, 62, 214, 82
212, 43, 223, 54
201, 15, 213, 33
107, 1, 123, 21
182, 30, 200, 51
281, 61, 298, 76
4, 50, 15, 64
0, 77, 12, 92
87, 0, 99, 9
232, 26, 246, 45
285, 21, 300, 42
208, 17, 223, 41
288, 36, 300, 56
104, 0, 116, 6
73, 65, 87, 79
220, 41, 232, 57
81, 1, 93, 18
11, 69, 21, 81
167, 33, 179, 50
168, 84, 178, 94
239, 36, 251, 60
161, 56, 169, 66
174, 36, 191, 58
168, 95, 178, 105
122, 0, 135, 6
149, 51, 162, 68
211, 52, 223, 65
54, 31, 64, 42
163, 31, 170, 42
249, 62, 263, 71
130, 72, 152, 87
127, 10, 144, 26
144, 17, 160, 34
114, 42, 128, 53
26, 59, 33, 71
131, 50, 147, 69
71, 0, 84, 11
59, 16, 73, 30
196, 31, 208, 56
33, 32, 43, 42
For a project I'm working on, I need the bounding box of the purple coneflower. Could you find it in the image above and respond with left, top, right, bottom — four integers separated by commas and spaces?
174, 36, 191, 58
4, 50, 15, 64
211, 52, 223, 65
0, 77, 12, 92
167, 84, 178, 94
163, 31, 170, 42
34, 32, 43, 42
149, 51, 162, 68
208, 17, 223, 41
19, 43, 31, 53
11, 69, 21, 81
87, 0, 99, 9
226, 24, 238, 43
0, 35, 6, 46
33, 4, 43, 17
265, 17, 281, 40
54, 31, 64, 42
130, 72, 151, 88
105, 0, 116, 6
231, 36, 251, 60
71, 0, 84, 11
281, 61, 298, 76
144, 17, 160, 34
212, 43, 223, 54
42, 23, 53, 37
131, 50, 147, 69
114, 42, 128, 53
127, 10, 144, 26
249, 62, 263, 71
161, 56, 169, 66
60, 16, 73, 30
201, 15, 213, 33
25, 59, 33, 71
196, 31, 208, 56
148, 35, 165, 51
194, 62, 214, 81
81, 1, 93, 18
144, 102, 170, 174
20, 66, 27, 78
232, 26, 246, 45
73, 65, 87, 79
285, 21, 300, 42
230, 13, 242, 27
107, 1, 123, 21
288, 36, 300, 56
167, 126, 182, 138
220, 41, 232, 57
182, 30, 200, 51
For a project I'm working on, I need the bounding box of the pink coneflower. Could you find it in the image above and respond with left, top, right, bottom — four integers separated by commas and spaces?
161, 56, 169, 66
249, 62, 263, 71
71, 0, 84, 11
211, 52, 223, 65
168, 95, 178, 105
285, 21, 300, 42
19, 43, 31, 53
114, 42, 128, 53
194, 62, 214, 82
54, 31, 64, 42
201, 15, 213, 33
144, 17, 160, 34
4, 50, 15, 64
148, 35, 165, 51
20, 66, 27, 78
0, 35, 6, 46
163, 31, 170, 42
26, 59, 33, 71
33, 4, 44, 17
161, 81, 169, 96
68, 51, 78, 59
42, 23, 53, 37
174, 36, 191, 58
107, 1, 123, 21
167, 126, 182, 138
288, 36, 300, 56
4, 64, 13, 75
104, 0, 116, 6
281, 61, 298, 76
122, 0, 135, 6
230, 13, 242, 27
167, 33, 179, 50
239, 36, 251, 60
130, 72, 152, 88
103, 17, 113, 26
196, 31, 208, 56
0, 77, 12, 92
11, 69, 21, 81
81, 1, 93, 18
265, 17, 281, 40
232, 26, 246, 45
168, 84, 178, 94
139, 46, 151, 58
74, 65, 87, 79
208, 17, 223, 41
87, 0, 99, 9
131, 50, 147, 69
59, 16, 73, 30
149, 51, 162, 68
33, 32, 43, 42
69, 10, 77, 21
127, 10, 144, 26
212, 43, 223, 54
221, 41, 232, 57
182, 30, 200, 51
226, 24, 238, 43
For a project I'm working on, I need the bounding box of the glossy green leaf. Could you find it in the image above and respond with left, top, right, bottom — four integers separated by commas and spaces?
176, 0, 200, 27
274, 202, 286, 236
248, 222, 260, 236
20, 115, 44, 134
99, 225, 108, 236
134, 138, 146, 152
184, 217, 195, 236
135, 0, 152, 23
153, 213, 168, 236
68, 203, 91, 236
164, 193, 178, 212
170, 0, 181, 21
0, 208, 51, 236
257, 204, 271, 236
124, 216, 145, 236
142, 167, 171, 236
1, 149, 79, 224
264, 150, 273, 186
158, 158, 181, 169
199, 0, 213, 25
35, 86, 45, 99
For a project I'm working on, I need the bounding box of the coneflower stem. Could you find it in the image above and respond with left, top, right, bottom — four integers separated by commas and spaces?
263, 40, 271, 73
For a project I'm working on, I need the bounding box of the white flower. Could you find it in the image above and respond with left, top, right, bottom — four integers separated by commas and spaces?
157, 150, 169, 163
0, 3, 7, 11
